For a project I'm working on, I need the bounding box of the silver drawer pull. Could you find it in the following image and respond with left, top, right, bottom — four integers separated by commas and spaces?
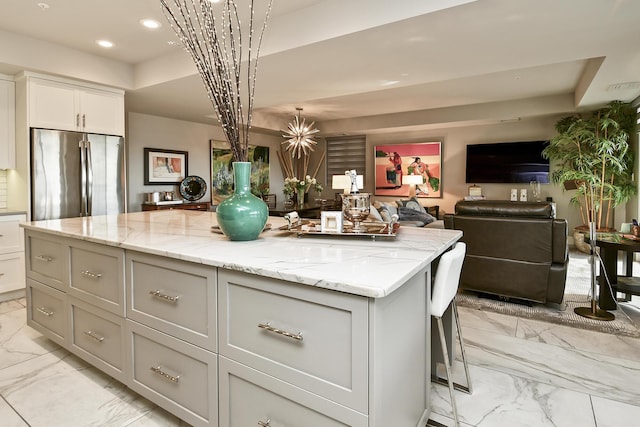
35, 255, 53, 262
83, 330, 105, 343
150, 365, 180, 383
81, 270, 102, 279
37, 307, 54, 317
258, 419, 271, 427
257, 322, 303, 341
149, 290, 179, 303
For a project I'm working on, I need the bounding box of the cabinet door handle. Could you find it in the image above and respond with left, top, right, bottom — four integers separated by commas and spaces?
37, 307, 54, 316
76, 113, 80, 128
81, 270, 102, 279
35, 255, 53, 262
257, 322, 303, 341
150, 365, 180, 383
82, 114, 86, 129
149, 290, 179, 303
83, 330, 105, 343
258, 419, 271, 427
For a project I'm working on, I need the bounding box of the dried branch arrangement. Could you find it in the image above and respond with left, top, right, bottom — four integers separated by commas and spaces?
160, 0, 273, 162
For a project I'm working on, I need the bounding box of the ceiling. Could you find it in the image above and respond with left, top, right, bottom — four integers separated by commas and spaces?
0, 0, 639, 135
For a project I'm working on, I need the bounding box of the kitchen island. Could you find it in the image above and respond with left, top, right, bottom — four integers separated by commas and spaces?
22, 210, 462, 427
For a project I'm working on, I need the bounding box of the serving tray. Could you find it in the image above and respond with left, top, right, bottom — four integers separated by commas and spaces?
278, 221, 400, 239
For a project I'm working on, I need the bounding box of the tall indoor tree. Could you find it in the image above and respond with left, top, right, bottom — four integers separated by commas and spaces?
542, 101, 636, 231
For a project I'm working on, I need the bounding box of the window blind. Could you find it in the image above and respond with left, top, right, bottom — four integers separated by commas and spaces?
325, 135, 367, 179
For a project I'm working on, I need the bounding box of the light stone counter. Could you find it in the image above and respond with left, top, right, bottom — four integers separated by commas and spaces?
22, 210, 461, 298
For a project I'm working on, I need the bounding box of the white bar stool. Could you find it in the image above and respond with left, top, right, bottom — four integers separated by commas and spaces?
428, 242, 472, 427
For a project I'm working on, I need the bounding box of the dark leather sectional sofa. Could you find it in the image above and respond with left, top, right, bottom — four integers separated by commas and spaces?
444, 200, 569, 304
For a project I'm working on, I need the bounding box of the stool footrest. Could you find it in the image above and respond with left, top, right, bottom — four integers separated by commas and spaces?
431, 375, 471, 394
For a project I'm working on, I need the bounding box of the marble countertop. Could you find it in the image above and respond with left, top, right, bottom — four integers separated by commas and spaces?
22, 210, 462, 298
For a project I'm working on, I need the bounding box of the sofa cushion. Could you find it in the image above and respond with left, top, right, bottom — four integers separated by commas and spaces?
397, 206, 435, 226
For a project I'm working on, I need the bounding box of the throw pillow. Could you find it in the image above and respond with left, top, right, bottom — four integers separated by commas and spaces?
397, 197, 427, 214
368, 204, 384, 222
397, 206, 435, 226
377, 202, 398, 223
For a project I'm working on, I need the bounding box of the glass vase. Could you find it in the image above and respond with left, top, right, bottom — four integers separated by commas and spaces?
297, 187, 305, 209
216, 162, 268, 241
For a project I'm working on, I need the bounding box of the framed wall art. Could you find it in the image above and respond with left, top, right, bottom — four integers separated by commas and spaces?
374, 141, 442, 198
210, 140, 270, 204
144, 148, 188, 185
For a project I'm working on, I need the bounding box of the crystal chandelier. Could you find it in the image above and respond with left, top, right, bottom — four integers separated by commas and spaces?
282, 107, 319, 159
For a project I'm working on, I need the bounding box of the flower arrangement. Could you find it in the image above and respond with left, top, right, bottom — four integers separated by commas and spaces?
284, 176, 323, 196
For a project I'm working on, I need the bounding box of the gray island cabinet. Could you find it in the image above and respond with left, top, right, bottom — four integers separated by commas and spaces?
22, 211, 461, 427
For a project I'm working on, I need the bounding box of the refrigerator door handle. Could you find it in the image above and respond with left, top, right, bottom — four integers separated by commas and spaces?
79, 140, 88, 216
86, 139, 93, 216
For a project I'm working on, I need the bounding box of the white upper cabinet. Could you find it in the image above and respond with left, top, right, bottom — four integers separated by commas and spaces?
0, 77, 16, 169
28, 77, 124, 136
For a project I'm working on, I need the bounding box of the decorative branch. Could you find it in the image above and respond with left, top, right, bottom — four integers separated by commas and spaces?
160, 0, 273, 162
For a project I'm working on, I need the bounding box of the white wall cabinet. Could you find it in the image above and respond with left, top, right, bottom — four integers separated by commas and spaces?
28, 76, 124, 136
0, 76, 16, 169
0, 214, 26, 300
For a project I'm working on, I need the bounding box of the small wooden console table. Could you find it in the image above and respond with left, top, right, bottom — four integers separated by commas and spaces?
141, 201, 211, 212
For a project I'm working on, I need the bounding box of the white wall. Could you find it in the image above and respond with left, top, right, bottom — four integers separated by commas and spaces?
127, 113, 285, 212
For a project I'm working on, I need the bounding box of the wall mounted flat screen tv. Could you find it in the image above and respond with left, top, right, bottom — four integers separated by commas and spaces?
466, 140, 550, 183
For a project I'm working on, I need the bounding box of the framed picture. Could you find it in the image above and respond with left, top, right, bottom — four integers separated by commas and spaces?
210, 140, 270, 204
374, 142, 442, 198
321, 211, 343, 233
144, 148, 188, 185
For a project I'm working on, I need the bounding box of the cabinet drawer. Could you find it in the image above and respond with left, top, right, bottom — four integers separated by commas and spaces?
26, 232, 68, 291
0, 252, 25, 294
219, 357, 367, 427
218, 270, 368, 413
127, 320, 217, 427
70, 242, 124, 315
26, 279, 67, 347
70, 297, 125, 381
0, 215, 24, 254
126, 252, 216, 351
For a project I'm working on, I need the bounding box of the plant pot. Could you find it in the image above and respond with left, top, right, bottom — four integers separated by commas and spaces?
216, 162, 268, 241
573, 228, 590, 254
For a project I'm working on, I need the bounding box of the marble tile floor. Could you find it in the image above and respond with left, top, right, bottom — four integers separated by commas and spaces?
429, 302, 640, 427
0, 298, 191, 427
1, 296, 639, 426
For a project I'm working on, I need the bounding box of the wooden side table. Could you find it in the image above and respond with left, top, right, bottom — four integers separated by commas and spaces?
586, 233, 640, 310
141, 202, 211, 212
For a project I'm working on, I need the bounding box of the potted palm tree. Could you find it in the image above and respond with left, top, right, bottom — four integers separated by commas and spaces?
542, 101, 636, 240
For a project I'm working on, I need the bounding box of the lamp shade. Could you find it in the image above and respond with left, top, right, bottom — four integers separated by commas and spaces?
402, 175, 423, 185
332, 175, 363, 189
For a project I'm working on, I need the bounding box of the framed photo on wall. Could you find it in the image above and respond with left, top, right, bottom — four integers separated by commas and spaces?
210, 140, 270, 205
144, 148, 188, 185
374, 141, 442, 198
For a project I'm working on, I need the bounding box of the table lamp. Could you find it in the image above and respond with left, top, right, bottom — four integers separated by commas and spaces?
402, 175, 424, 198
332, 174, 363, 194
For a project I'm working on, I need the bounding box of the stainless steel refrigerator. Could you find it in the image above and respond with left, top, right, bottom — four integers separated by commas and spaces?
31, 128, 126, 220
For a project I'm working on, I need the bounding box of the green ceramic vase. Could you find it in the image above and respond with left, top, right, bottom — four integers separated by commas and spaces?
216, 162, 268, 241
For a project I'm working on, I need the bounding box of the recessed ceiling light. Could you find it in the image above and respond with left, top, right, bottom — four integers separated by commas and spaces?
208, 0, 222, 3
97, 40, 114, 48
37, 3, 49, 10
140, 18, 162, 29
